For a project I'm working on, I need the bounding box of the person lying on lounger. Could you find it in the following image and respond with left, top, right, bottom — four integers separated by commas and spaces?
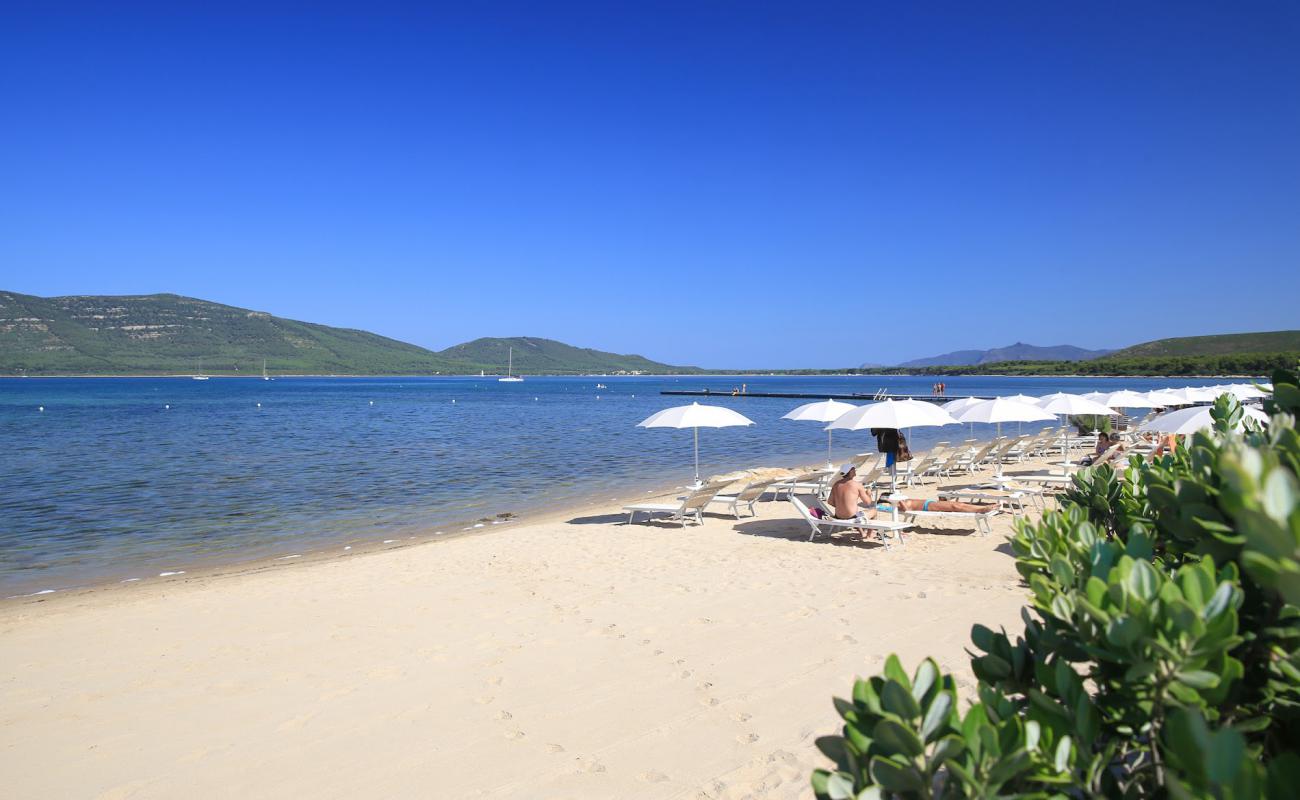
873, 493, 996, 514
828, 464, 875, 520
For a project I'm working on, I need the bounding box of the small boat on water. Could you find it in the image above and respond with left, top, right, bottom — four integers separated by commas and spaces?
262, 359, 272, 381
498, 347, 524, 382
192, 358, 209, 380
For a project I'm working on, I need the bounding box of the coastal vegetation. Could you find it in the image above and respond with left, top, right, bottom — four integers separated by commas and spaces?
0, 291, 697, 376
811, 370, 1300, 798
856, 352, 1299, 377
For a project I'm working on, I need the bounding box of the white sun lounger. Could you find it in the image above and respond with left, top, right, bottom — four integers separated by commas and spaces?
707, 478, 779, 519
937, 487, 1031, 513
623, 482, 728, 526
788, 495, 912, 547
879, 494, 1000, 537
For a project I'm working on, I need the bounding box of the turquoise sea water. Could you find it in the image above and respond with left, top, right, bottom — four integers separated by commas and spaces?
0, 374, 1230, 595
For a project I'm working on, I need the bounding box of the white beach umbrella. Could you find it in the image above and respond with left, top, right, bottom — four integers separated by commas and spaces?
942, 396, 987, 437
1035, 393, 1118, 470
1000, 394, 1041, 404
1139, 405, 1269, 435
827, 400, 959, 490
637, 402, 755, 485
1099, 389, 1163, 409
953, 399, 1056, 477
1143, 389, 1184, 407
828, 398, 960, 431
782, 399, 858, 468
1081, 391, 1111, 403
1163, 387, 1220, 405
1225, 383, 1269, 400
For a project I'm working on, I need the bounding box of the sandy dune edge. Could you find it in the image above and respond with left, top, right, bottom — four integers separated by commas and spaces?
0, 476, 1035, 799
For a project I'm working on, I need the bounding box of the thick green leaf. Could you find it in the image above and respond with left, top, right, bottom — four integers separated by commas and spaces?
868, 757, 923, 792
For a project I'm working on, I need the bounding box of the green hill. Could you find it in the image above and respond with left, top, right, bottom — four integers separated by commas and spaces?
0, 291, 694, 376
1109, 330, 1300, 359
437, 336, 698, 375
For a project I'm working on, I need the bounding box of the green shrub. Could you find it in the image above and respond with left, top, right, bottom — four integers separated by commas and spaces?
812, 371, 1300, 798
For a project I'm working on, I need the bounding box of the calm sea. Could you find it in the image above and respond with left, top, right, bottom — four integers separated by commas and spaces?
0, 374, 1229, 596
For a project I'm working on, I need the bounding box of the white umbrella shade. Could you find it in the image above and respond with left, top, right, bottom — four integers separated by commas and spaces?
941, 397, 986, 413
1225, 384, 1269, 400
1143, 389, 1184, 406
1100, 389, 1163, 409
953, 399, 1056, 476
954, 398, 1056, 428
782, 399, 858, 467
1036, 393, 1119, 416
1000, 394, 1041, 404
827, 400, 959, 491
637, 402, 755, 483
1163, 387, 1220, 405
1035, 394, 1118, 471
1139, 405, 1269, 435
1081, 391, 1111, 403
827, 399, 959, 431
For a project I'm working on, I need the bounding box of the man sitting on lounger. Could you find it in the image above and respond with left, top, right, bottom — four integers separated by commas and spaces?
828, 464, 876, 519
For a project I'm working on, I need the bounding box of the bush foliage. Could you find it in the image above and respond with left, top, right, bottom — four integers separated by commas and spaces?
813, 370, 1300, 798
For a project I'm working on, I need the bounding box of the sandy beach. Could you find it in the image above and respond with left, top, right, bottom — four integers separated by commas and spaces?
0, 461, 1042, 799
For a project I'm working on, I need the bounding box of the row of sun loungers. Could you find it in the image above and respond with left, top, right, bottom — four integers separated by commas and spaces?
620, 430, 1118, 535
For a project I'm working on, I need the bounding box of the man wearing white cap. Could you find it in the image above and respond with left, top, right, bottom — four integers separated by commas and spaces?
828, 463, 875, 521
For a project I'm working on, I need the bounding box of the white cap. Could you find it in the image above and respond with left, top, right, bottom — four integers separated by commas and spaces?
840, 463, 856, 475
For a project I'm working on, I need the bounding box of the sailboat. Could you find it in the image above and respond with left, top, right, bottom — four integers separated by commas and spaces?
192, 357, 209, 380
262, 359, 272, 381
498, 346, 524, 382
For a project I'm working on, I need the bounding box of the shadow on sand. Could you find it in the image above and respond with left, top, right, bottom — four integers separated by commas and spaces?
731, 518, 891, 550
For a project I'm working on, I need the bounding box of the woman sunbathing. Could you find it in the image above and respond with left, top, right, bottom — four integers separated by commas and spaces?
873, 494, 996, 514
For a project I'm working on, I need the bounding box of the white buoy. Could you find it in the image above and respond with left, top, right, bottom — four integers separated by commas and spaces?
452, 399, 456, 404
38, 406, 44, 412
369, 400, 374, 406
165, 404, 170, 410
256, 402, 261, 408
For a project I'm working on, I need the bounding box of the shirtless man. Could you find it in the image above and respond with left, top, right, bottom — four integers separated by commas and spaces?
828, 464, 875, 519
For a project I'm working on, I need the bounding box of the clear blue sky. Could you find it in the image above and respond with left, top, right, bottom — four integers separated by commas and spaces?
2, 2, 1298, 368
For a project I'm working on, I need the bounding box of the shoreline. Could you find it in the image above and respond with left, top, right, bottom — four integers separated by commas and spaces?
1, 460, 1041, 798
0, 372, 1270, 380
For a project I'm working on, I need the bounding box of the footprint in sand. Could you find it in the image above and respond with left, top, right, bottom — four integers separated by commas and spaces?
676, 670, 692, 679
495, 710, 512, 720
476, 695, 495, 705
546, 743, 566, 754
640, 639, 652, 645
840, 634, 858, 644
653, 649, 664, 656
639, 770, 670, 783
699, 696, 721, 707
486, 676, 503, 686
737, 733, 760, 744
578, 759, 607, 774
697, 681, 713, 691
732, 712, 752, 723
504, 729, 525, 740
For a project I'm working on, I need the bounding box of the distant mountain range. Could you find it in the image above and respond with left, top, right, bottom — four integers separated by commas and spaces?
892, 342, 1114, 368
0, 291, 698, 376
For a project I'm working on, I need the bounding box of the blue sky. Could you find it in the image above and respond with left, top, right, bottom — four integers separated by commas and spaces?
2, 2, 1298, 368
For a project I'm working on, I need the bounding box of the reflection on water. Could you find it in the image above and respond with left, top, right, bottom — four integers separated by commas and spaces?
0, 374, 1227, 594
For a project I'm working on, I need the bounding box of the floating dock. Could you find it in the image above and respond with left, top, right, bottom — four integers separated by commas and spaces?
659, 390, 993, 403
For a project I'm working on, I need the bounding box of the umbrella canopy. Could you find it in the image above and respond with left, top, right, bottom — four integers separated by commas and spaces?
1081, 391, 1111, 403
782, 399, 858, 467
1139, 405, 1269, 435
1224, 383, 1269, 400
954, 398, 1056, 427
828, 399, 958, 491
1000, 394, 1041, 404
1162, 387, 1220, 405
941, 397, 986, 413
953, 398, 1056, 476
1035, 393, 1117, 471
1036, 393, 1118, 416
827, 399, 959, 431
637, 402, 755, 483
1099, 389, 1163, 409
1143, 389, 1184, 406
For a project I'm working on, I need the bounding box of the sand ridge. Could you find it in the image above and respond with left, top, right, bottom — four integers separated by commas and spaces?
0, 460, 1051, 799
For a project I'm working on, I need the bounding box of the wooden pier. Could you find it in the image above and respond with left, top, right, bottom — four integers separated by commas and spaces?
659, 390, 993, 403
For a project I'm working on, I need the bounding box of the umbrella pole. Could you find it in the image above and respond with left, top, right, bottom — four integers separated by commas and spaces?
827, 429, 834, 469
693, 427, 700, 485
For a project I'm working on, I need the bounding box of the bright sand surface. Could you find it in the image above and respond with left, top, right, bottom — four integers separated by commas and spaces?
0, 458, 1049, 799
